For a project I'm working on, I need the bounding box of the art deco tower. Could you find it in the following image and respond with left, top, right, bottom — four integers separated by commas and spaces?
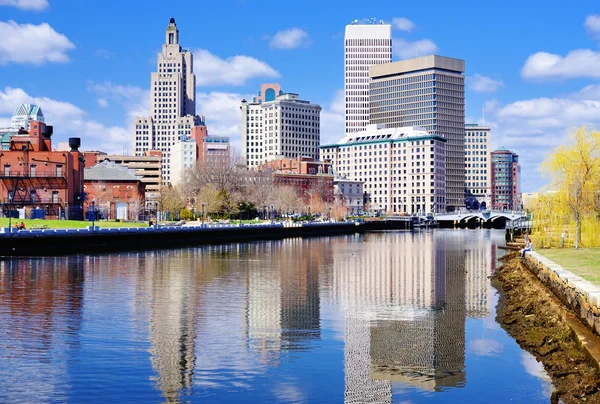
132, 18, 201, 184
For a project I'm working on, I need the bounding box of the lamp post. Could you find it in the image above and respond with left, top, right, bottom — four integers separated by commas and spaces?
91, 199, 96, 231
239, 203, 243, 226
308, 206, 311, 221
263, 205, 266, 221
328, 206, 332, 222
271, 205, 274, 224
201, 203, 205, 226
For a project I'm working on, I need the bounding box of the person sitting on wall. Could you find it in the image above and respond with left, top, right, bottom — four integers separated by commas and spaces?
20, 222, 25, 230
521, 238, 533, 259
14, 223, 19, 231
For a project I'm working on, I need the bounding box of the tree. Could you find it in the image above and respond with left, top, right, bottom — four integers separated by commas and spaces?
158, 185, 185, 221
273, 186, 301, 217
128, 194, 145, 221
184, 148, 244, 196
195, 184, 221, 219
330, 199, 348, 222
541, 127, 600, 248
86, 182, 111, 220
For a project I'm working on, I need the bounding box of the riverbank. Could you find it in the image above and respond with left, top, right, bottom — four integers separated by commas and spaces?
0, 222, 363, 257
492, 253, 600, 403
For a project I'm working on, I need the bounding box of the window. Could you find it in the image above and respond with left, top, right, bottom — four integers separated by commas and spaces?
56, 165, 63, 177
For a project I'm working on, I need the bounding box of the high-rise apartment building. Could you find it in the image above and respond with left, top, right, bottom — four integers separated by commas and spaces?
369, 55, 466, 210
491, 147, 521, 210
344, 20, 392, 134
465, 124, 491, 208
320, 124, 447, 215
132, 18, 202, 184
241, 84, 321, 169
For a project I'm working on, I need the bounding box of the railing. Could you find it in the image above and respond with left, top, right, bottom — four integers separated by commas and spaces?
0, 171, 66, 179
1, 197, 63, 205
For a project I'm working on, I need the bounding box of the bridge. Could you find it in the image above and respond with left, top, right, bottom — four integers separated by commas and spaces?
434, 209, 527, 224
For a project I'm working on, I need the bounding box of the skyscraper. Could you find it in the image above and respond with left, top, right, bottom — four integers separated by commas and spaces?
132, 18, 202, 184
465, 124, 491, 209
369, 55, 466, 210
241, 84, 321, 169
344, 20, 392, 134
491, 147, 521, 210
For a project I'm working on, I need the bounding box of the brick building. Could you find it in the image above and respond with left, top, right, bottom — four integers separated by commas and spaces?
260, 156, 335, 203
84, 161, 145, 221
0, 119, 84, 220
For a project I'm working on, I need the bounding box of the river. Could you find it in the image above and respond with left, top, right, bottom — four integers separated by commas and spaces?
0, 230, 554, 403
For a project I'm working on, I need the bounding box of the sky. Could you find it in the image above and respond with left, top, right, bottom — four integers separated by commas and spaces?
0, 0, 599, 192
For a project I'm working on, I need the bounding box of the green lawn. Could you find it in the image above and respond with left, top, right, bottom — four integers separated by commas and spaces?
538, 248, 600, 285
0, 218, 147, 229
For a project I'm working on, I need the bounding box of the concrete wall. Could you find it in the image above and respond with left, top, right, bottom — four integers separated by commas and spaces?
523, 251, 600, 336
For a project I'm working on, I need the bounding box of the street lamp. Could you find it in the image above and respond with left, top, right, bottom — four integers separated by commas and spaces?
328, 206, 332, 222
271, 205, 274, 224
202, 203, 205, 226
308, 206, 311, 221
91, 199, 96, 231
239, 203, 243, 226
263, 205, 266, 221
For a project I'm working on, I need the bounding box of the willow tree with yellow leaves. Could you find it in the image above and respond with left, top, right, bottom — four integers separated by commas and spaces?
536, 127, 600, 249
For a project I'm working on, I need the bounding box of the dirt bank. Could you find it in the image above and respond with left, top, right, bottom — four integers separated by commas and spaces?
492, 253, 600, 403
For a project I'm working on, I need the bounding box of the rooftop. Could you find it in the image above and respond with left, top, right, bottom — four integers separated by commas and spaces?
85, 161, 141, 182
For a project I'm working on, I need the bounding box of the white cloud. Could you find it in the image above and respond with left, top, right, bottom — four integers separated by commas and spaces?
193, 49, 279, 86
483, 85, 600, 191
96, 98, 108, 108
585, 14, 600, 38
269, 28, 311, 49
94, 48, 113, 59
466, 74, 504, 93
0, 0, 48, 11
0, 20, 75, 65
0, 87, 130, 154
196, 91, 253, 151
392, 17, 415, 33
87, 81, 149, 119
320, 89, 345, 145
392, 38, 437, 59
521, 49, 600, 80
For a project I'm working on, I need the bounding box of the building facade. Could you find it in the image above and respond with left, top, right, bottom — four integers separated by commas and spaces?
333, 177, 364, 216
241, 84, 321, 169
464, 124, 491, 209
132, 18, 202, 184
491, 147, 521, 210
191, 125, 230, 169
84, 161, 146, 221
86, 152, 162, 204
320, 124, 447, 215
170, 136, 196, 187
344, 20, 392, 134
0, 118, 84, 220
11, 104, 45, 130
369, 55, 465, 210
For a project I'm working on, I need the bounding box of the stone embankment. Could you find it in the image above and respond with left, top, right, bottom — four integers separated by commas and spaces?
493, 253, 600, 403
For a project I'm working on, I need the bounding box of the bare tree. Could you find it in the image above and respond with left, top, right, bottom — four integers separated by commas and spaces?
273, 186, 302, 216
244, 170, 275, 208
158, 185, 185, 221
185, 148, 245, 196
128, 194, 145, 221
86, 182, 111, 219
330, 200, 348, 222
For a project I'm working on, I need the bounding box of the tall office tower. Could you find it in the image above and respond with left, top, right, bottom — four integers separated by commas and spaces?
344, 20, 392, 134
370, 55, 466, 210
132, 18, 202, 184
465, 124, 491, 208
241, 84, 321, 169
491, 147, 521, 210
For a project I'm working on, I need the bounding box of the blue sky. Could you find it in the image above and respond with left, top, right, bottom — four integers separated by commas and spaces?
1, 0, 599, 191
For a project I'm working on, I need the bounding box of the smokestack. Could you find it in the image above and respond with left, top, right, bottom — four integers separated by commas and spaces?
68, 137, 81, 151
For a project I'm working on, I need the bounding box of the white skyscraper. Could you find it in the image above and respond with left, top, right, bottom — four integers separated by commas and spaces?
344, 20, 392, 134
241, 84, 321, 169
465, 124, 491, 208
132, 18, 201, 184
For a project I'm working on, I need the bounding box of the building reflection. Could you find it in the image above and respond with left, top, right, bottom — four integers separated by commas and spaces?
244, 238, 325, 364
0, 256, 84, 401
332, 231, 495, 402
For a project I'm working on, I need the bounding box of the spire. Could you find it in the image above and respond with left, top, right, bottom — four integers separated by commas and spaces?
166, 17, 179, 45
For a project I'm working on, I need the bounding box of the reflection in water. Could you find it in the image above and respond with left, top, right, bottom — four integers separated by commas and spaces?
0, 230, 548, 403
0, 257, 84, 402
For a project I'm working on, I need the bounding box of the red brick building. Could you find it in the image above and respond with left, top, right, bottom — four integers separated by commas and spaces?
0, 121, 85, 219
84, 161, 146, 221
260, 156, 335, 203
191, 125, 230, 168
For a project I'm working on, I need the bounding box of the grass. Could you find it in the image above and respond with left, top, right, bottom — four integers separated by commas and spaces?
538, 248, 600, 285
0, 218, 147, 229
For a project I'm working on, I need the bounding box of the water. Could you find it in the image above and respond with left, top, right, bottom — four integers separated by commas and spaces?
0, 230, 553, 403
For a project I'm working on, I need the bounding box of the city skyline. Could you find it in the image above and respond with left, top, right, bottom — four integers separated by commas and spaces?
0, 0, 599, 192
